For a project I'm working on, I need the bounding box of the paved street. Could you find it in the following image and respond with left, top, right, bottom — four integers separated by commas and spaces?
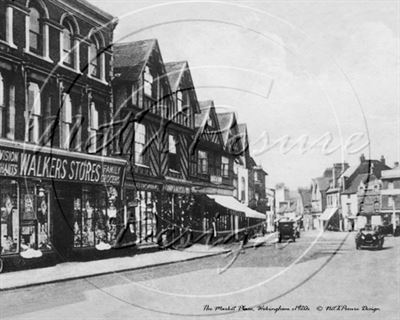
1, 231, 399, 320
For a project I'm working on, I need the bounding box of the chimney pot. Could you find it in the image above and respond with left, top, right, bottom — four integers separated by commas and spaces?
394, 161, 399, 168
380, 155, 385, 165
360, 154, 366, 163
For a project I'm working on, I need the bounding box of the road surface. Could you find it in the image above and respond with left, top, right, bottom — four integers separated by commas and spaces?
1, 230, 399, 319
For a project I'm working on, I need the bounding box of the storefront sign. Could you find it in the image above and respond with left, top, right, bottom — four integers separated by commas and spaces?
136, 182, 161, 192
0, 145, 125, 186
163, 184, 191, 194
210, 175, 222, 185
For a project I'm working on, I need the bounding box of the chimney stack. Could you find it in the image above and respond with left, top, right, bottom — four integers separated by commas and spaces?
380, 155, 385, 165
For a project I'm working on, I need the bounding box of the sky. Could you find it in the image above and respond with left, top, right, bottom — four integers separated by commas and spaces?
89, 0, 399, 190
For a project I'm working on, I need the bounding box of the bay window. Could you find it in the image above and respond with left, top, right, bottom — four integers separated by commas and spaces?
89, 102, 99, 153
134, 123, 146, 165
27, 82, 41, 143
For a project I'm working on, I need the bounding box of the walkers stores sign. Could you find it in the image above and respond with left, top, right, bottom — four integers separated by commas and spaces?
0, 144, 126, 186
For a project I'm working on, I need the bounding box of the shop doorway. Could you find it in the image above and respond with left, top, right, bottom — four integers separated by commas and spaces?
51, 183, 77, 259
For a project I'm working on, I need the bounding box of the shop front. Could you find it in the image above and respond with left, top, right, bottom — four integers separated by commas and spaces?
0, 140, 126, 271
122, 180, 161, 248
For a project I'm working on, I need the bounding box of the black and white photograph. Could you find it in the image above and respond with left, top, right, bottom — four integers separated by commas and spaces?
0, 0, 399, 319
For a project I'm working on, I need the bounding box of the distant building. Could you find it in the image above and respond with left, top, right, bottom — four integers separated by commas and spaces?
380, 162, 400, 234
341, 155, 390, 231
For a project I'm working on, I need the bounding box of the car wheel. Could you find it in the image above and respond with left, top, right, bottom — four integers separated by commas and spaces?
292, 237, 296, 242
356, 243, 360, 250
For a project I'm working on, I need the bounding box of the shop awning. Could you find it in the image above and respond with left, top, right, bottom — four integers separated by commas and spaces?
319, 207, 338, 221
207, 195, 266, 220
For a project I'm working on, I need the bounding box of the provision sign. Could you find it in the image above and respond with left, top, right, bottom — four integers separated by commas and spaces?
0, 145, 125, 186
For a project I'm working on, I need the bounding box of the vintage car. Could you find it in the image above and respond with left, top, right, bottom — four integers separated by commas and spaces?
355, 225, 384, 249
278, 220, 298, 242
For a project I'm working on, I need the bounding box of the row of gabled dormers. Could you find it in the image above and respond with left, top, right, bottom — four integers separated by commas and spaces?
112, 39, 251, 183
113, 39, 200, 129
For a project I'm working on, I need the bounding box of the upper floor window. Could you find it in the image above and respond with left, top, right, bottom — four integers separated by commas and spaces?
26, 82, 41, 143
62, 21, 74, 67
177, 91, 183, 112
29, 8, 42, 54
134, 123, 146, 165
254, 171, 259, 181
88, 102, 98, 153
198, 150, 208, 174
144, 66, 153, 97
221, 156, 229, 177
0, 73, 4, 136
0, 3, 6, 41
168, 134, 179, 171
89, 36, 102, 79
61, 94, 72, 149
0, 73, 15, 139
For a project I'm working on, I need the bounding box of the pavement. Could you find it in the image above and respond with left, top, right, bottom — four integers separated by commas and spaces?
0, 233, 276, 291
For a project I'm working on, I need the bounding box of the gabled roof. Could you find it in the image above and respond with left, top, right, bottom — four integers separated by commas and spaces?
217, 112, 236, 146
298, 188, 312, 207
194, 101, 224, 146
313, 176, 331, 192
114, 39, 157, 81
164, 61, 200, 113
348, 159, 390, 181
342, 173, 369, 194
164, 61, 187, 92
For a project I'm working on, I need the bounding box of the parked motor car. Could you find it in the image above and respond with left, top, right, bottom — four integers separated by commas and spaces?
355, 225, 384, 250
278, 220, 297, 243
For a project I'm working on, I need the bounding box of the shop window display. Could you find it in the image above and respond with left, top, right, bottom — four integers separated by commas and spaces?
73, 187, 122, 248
1, 180, 19, 254
135, 191, 157, 243
20, 183, 51, 251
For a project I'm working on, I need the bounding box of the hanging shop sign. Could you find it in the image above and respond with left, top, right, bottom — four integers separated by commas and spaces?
0, 145, 126, 186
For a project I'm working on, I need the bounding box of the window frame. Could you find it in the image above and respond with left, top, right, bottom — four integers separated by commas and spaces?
134, 123, 146, 165
221, 156, 229, 177
29, 7, 43, 55
144, 66, 153, 98
62, 21, 74, 67
168, 134, 179, 172
61, 93, 73, 150
89, 38, 100, 78
198, 150, 208, 174
88, 102, 98, 153
27, 82, 42, 144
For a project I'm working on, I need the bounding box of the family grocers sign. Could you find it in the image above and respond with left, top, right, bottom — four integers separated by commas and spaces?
0, 143, 125, 186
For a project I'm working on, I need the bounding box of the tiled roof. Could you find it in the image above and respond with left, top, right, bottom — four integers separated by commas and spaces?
217, 112, 235, 146
298, 188, 312, 207
164, 61, 187, 92
313, 176, 331, 192
342, 173, 369, 194
114, 39, 157, 81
